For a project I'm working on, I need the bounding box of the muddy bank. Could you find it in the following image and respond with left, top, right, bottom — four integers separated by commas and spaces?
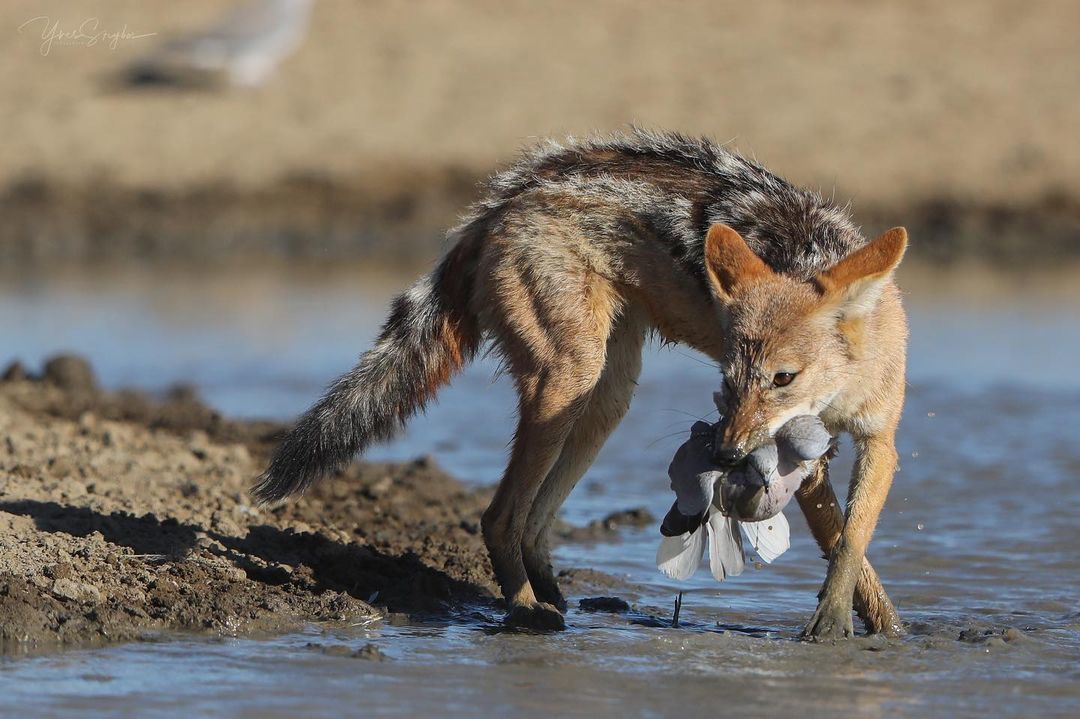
0, 356, 497, 651
0, 170, 480, 269
0, 356, 645, 652
2, 174, 1078, 270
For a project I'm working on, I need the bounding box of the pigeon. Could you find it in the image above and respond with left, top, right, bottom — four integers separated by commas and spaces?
656, 415, 833, 582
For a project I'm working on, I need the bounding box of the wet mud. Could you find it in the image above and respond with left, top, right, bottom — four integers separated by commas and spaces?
0, 356, 647, 652
0, 357, 484, 650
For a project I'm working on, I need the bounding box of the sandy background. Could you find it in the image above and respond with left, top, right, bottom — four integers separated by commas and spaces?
3, 1, 1078, 264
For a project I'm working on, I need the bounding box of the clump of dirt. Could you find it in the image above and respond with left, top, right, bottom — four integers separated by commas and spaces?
0, 357, 503, 652
0, 356, 643, 652
578, 597, 631, 614
554, 507, 655, 543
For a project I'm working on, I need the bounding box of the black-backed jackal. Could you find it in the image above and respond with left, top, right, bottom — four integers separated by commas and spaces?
255, 130, 907, 638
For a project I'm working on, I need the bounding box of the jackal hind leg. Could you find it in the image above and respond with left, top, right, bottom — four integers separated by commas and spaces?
482, 358, 603, 630
478, 252, 617, 630
521, 310, 646, 610
796, 460, 903, 637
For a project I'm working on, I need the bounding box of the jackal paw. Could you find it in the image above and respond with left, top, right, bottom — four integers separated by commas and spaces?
801, 598, 855, 640
504, 601, 566, 631
528, 576, 568, 612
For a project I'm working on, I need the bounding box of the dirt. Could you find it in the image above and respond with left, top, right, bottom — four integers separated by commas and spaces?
0, 355, 647, 652
0, 356, 485, 651
554, 507, 655, 543
3, 1, 1079, 267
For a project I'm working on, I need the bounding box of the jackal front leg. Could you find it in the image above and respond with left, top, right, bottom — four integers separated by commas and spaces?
796, 459, 902, 637
802, 435, 898, 640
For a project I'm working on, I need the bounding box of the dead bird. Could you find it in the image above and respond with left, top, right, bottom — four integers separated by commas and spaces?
657, 415, 833, 581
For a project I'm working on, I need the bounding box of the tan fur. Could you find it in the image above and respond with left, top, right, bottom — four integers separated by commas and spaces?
520, 308, 648, 609
700, 227, 907, 638
796, 460, 902, 637
815, 227, 907, 295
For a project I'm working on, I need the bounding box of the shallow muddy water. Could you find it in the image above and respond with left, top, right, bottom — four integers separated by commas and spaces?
1, 262, 1078, 718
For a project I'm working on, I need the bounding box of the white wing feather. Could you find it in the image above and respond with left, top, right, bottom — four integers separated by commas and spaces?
656, 527, 706, 580
706, 511, 745, 581
740, 511, 791, 563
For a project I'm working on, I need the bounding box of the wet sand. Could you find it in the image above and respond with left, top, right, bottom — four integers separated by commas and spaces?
3, 172, 1075, 269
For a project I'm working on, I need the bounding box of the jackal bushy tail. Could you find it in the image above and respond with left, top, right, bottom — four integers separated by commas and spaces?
251, 233, 481, 504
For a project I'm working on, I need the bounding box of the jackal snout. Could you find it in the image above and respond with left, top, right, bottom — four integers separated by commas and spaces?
712, 402, 770, 467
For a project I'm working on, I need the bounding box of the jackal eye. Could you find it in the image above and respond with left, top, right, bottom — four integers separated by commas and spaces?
772, 372, 797, 387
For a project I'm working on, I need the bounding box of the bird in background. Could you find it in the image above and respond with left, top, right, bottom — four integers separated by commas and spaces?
126, 0, 314, 89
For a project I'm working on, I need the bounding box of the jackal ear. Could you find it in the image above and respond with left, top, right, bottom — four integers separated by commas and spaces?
704, 223, 773, 300
815, 227, 908, 317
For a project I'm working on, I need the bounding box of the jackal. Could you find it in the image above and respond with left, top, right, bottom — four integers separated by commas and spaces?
254, 129, 908, 638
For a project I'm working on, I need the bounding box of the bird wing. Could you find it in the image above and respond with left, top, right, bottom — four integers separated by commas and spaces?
740, 511, 791, 563
656, 526, 706, 580
706, 511, 745, 581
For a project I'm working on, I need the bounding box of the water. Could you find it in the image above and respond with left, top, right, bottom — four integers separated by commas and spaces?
1, 262, 1078, 718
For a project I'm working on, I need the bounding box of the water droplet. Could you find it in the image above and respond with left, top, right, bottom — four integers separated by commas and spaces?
911, 451, 919, 459
927, 411, 936, 417
816, 503, 823, 509
917, 523, 924, 531
829, 502, 835, 508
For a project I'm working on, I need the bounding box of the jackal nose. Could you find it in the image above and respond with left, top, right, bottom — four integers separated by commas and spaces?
712, 446, 744, 468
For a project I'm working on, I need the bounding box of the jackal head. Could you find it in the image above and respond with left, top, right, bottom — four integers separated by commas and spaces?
703, 223, 907, 465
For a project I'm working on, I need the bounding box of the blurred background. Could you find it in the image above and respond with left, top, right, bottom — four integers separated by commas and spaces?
2, 0, 1077, 453
2, 0, 1077, 456
2, 3, 1079, 714
3, 0, 1078, 268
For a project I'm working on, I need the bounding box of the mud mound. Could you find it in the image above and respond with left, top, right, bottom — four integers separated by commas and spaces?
0, 360, 502, 651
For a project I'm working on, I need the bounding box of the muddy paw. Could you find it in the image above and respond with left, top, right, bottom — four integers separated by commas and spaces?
504, 601, 566, 631
801, 599, 855, 641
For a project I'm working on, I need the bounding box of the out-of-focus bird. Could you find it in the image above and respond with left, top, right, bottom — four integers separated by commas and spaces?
127, 0, 314, 88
